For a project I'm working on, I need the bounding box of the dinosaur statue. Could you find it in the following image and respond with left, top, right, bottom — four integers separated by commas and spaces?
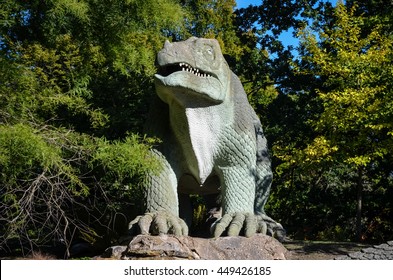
129, 37, 284, 239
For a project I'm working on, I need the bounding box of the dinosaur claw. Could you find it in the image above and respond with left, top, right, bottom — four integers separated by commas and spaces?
212, 213, 232, 238
244, 213, 257, 237
211, 213, 258, 237
129, 211, 188, 236
227, 213, 245, 236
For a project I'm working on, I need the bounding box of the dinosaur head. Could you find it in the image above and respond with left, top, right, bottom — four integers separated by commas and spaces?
154, 37, 230, 106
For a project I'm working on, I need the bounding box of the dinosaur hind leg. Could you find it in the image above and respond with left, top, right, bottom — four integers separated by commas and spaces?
254, 161, 286, 240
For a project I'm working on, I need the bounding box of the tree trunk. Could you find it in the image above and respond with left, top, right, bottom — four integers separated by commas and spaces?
356, 167, 363, 241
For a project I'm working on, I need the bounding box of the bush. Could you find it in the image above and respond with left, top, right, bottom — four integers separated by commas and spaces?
0, 123, 158, 257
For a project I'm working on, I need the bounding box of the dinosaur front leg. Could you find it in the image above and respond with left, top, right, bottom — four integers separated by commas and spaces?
211, 166, 258, 237
128, 150, 188, 236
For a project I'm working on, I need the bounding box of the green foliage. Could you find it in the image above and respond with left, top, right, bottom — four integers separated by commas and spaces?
181, 0, 243, 59
296, 3, 393, 168
234, 0, 393, 242
0, 124, 89, 253
0, 124, 88, 196
0, 0, 179, 256
93, 135, 160, 190
20, 35, 108, 129
0, 123, 159, 255
266, 2, 393, 242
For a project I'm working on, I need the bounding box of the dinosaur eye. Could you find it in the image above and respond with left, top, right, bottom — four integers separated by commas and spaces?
204, 46, 214, 60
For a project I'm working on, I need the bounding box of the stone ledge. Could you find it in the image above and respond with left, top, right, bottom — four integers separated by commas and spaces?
98, 234, 289, 260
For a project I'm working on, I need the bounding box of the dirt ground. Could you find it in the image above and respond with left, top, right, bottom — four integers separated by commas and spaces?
284, 240, 370, 260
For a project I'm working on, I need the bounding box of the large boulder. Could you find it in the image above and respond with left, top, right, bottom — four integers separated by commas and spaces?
99, 234, 289, 260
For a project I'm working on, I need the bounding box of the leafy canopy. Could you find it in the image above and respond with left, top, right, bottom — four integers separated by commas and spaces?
296, 2, 393, 167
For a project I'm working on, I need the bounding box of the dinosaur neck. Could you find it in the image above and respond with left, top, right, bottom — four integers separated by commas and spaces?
186, 106, 221, 183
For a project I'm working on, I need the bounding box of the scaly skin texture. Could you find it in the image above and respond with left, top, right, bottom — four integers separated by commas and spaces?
129, 37, 285, 239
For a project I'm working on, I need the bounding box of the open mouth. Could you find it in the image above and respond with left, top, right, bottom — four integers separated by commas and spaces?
157, 62, 215, 79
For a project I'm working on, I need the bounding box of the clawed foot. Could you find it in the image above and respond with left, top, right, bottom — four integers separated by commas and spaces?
210, 211, 286, 240
129, 211, 188, 236
211, 212, 258, 238
256, 213, 286, 241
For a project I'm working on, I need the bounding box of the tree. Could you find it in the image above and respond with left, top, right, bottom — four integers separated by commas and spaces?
180, 0, 243, 59
232, 1, 331, 239
295, 2, 393, 240
233, 1, 393, 242
0, 0, 184, 256
346, 0, 393, 34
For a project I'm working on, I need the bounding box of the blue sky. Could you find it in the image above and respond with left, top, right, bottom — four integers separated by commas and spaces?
236, 0, 259, 9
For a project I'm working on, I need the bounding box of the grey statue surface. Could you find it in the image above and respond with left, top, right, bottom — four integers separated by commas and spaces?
129, 37, 284, 238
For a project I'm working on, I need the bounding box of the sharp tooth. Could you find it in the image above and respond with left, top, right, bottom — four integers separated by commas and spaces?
182, 67, 185, 71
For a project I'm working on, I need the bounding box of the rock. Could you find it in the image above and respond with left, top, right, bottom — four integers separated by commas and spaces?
336, 241, 393, 260
348, 251, 364, 259
99, 234, 289, 260
374, 243, 389, 250
361, 247, 379, 254
100, 246, 128, 259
